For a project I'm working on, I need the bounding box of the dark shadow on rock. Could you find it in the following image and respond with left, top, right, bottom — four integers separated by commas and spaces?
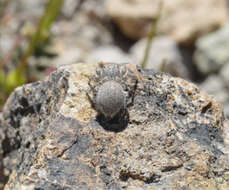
96, 110, 129, 132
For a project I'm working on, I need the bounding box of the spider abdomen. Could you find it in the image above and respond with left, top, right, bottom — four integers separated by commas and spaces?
96, 81, 126, 119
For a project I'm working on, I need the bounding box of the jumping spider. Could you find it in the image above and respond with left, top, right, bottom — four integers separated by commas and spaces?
87, 63, 138, 128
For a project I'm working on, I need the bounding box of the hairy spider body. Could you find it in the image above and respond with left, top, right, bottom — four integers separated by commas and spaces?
88, 63, 138, 123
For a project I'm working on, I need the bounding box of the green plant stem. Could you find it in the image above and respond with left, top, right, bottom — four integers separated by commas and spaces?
19, 0, 64, 70
2, 0, 64, 96
141, 1, 163, 68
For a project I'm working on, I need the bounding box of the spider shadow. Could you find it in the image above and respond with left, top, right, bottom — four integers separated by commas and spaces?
96, 110, 129, 132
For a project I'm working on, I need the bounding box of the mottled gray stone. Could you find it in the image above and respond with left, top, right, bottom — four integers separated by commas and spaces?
220, 63, 229, 88
1, 63, 229, 190
0, 113, 5, 190
224, 104, 229, 118
0, 34, 15, 58
130, 36, 189, 79
200, 75, 228, 102
194, 24, 229, 74
61, 0, 81, 18
17, 0, 46, 18
87, 46, 132, 64
200, 75, 229, 117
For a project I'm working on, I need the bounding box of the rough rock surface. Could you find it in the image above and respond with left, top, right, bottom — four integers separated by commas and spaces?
130, 36, 189, 79
106, 0, 229, 44
1, 63, 229, 190
0, 113, 5, 190
223, 120, 229, 151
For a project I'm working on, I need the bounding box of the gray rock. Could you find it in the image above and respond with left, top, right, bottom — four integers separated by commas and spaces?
0, 113, 5, 190
87, 46, 133, 64
0, 34, 15, 58
81, 0, 107, 19
17, 0, 46, 18
220, 64, 229, 117
61, 0, 81, 18
199, 75, 229, 117
50, 48, 84, 66
49, 12, 113, 65
224, 104, 229, 118
200, 75, 228, 102
220, 63, 229, 88
194, 24, 229, 74
1, 63, 229, 190
130, 36, 189, 78
223, 120, 229, 152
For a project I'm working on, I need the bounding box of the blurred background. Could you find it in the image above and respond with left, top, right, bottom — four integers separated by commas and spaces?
0, 0, 229, 117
